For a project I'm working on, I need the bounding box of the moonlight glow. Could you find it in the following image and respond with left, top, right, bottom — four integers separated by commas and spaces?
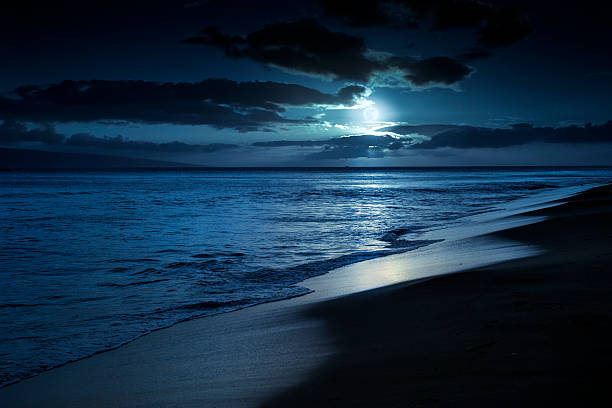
362, 106, 380, 122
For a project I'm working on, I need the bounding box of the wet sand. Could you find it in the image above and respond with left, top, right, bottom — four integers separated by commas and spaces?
1, 184, 611, 407
264, 184, 612, 407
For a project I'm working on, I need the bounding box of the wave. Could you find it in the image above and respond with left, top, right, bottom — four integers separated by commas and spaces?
154, 248, 187, 254
96, 278, 170, 288
0, 303, 50, 309
238, 239, 442, 286
174, 299, 251, 310
380, 226, 426, 242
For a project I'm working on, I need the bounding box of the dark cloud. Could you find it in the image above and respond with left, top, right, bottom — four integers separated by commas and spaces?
409, 121, 612, 149
381, 124, 464, 136
394, 56, 475, 86
253, 134, 417, 158
96, 121, 141, 127
0, 79, 365, 131
183, 19, 383, 83
336, 85, 369, 103
184, 19, 474, 86
318, 0, 531, 48
0, 120, 65, 145
249, 121, 612, 161
256, 121, 612, 154
0, 120, 238, 153
65, 133, 237, 153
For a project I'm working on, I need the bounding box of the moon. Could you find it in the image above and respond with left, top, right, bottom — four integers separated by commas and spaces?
362, 106, 379, 122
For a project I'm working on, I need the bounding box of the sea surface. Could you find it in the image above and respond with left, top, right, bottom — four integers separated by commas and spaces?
1, 167, 611, 386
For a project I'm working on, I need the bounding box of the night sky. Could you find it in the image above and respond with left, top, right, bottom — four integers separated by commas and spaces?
2, 0, 612, 166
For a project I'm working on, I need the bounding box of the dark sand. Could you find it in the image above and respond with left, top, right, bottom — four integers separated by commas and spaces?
263, 184, 612, 407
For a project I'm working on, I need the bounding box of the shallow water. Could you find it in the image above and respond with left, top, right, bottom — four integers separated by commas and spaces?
1, 167, 611, 385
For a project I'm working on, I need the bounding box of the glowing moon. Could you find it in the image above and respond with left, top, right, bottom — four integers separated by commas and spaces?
362, 106, 379, 122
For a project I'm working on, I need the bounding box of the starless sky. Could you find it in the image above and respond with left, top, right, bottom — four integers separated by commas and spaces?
1, 0, 612, 165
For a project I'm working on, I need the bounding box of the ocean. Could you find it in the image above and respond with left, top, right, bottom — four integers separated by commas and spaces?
1, 167, 611, 386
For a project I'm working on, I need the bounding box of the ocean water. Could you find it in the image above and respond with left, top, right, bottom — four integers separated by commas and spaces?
1, 167, 611, 386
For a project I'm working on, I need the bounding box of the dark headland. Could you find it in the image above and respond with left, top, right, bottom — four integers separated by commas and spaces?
0, 147, 195, 169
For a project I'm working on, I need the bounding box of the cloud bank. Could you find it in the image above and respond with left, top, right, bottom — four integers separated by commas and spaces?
4, 119, 612, 165
254, 133, 421, 159
0, 79, 367, 131
252, 121, 612, 160
183, 19, 474, 86
0, 120, 238, 153
405, 122, 612, 149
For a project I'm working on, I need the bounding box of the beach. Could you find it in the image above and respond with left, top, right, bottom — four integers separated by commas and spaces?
1, 182, 612, 407
265, 183, 612, 407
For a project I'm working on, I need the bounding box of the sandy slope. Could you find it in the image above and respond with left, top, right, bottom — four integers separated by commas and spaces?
263, 184, 612, 407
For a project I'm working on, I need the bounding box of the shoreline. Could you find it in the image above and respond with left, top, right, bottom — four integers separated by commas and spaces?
264, 183, 612, 406
1, 182, 609, 406
1, 182, 586, 389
